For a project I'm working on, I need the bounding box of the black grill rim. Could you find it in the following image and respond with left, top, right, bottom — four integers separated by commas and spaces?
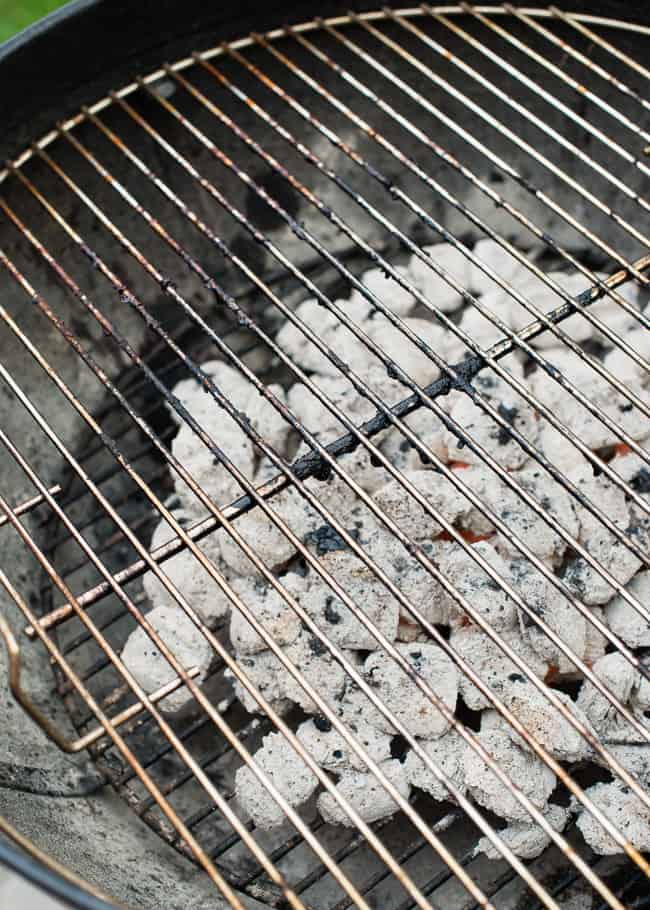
0, 836, 116, 910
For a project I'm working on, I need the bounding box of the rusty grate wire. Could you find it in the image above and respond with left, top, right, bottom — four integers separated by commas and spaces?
0, 5, 649, 910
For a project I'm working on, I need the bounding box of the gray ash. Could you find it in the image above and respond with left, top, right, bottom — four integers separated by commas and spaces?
305, 524, 360, 556
497, 402, 519, 445
631, 468, 650, 495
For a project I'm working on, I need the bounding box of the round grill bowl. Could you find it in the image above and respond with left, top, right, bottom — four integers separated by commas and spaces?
0, 3, 649, 909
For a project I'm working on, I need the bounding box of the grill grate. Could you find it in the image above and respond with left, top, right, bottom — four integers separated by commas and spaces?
0, 6, 649, 910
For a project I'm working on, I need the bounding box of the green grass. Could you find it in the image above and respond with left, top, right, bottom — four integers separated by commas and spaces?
0, 0, 67, 43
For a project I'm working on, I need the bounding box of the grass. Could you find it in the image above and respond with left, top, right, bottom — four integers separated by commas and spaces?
0, 0, 67, 43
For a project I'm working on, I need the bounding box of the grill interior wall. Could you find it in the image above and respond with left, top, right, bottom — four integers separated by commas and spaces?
0, 9, 648, 910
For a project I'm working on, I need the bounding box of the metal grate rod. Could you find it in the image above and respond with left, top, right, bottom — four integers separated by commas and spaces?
0, 485, 61, 528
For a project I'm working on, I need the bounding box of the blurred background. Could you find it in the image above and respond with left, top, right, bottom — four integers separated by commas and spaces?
0, 0, 65, 42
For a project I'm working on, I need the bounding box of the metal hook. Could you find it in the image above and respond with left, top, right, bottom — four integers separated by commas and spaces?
0, 613, 200, 753
0, 613, 76, 752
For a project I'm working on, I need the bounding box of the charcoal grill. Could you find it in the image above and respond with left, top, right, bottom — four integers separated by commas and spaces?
0, 2, 649, 908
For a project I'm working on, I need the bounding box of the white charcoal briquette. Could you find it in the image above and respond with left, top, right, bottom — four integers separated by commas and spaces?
358, 265, 417, 317
362, 643, 458, 738
452, 464, 499, 536
287, 374, 378, 442
299, 550, 399, 650
537, 354, 649, 451
235, 731, 319, 829
296, 716, 392, 773
372, 469, 469, 543
576, 652, 639, 741
468, 238, 532, 297
217, 488, 299, 576
317, 759, 410, 827
408, 242, 469, 313
396, 618, 429, 643
576, 781, 650, 855
438, 540, 518, 631
320, 318, 378, 376
509, 558, 587, 676
583, 606, 608, 667
530, 348, 599, 411
275, 298, 342, 375
449, 624, 548, 712
446, 304, 507, 361
474, 284, 515, 331
588, 280, 642, 345
232, 630, 347, 716
488, 465, 579, 567
480, 709, 511, 734
577, 379, 650, 451
631, 671, 650, 719
171, 420, 254, 515
606, 571, 650, 649
175, 376, 290, 458
564, 469, 645, 605
593, 743, 650, 788
612, 451, 650, 502
358, 362, 420, 411
243, 630, 345, 714
341, 288, 376, 323
501, 678, 592, 763
476, 804, 569, 860
378, 408, 449, 475
362, 528, 457, 626
170, 363, 290, 464
280, 292, 377, 378
333, 448, 390, 495
166, 360, 252, 426
276, 631, 348, 715
537, 419, 588, 477
121, 605, 213, 713
244, 382, 292, 455
562, 457, 630, 529
142, 514, 232, 621
403, 728, 469, 803
463, 729, 556, 822
444, 371, 538, 471
229, 650, 291, 716
228, 574, 305, 654
519, 271, 594, 347
366, 316, 449, 387
219, 465, 355, 576
604, 326, 650, 385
